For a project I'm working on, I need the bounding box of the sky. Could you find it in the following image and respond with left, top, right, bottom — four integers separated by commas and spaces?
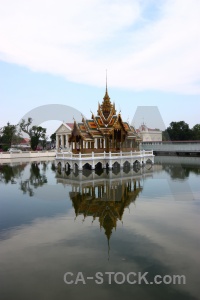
0, 0, 200, 137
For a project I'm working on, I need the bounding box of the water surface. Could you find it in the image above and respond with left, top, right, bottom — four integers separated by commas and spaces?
0, 157, 200, 300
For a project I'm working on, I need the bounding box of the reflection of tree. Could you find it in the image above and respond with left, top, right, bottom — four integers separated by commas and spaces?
69, 177, 142, 256
0, 164, 26, 184
20, 163, 47, 196
163, 164, 199, 180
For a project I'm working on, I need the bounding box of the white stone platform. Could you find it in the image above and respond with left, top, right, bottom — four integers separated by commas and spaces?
55, 150, 154, 171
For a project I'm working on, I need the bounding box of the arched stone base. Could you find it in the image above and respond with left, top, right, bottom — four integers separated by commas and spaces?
55, 150, 154, 171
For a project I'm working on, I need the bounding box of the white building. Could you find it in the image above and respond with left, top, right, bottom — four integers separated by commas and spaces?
137, 123, 162, 142
55, 123, 73, 150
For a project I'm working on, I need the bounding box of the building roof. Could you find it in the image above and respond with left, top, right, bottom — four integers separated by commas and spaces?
20, 138, 30, 144
68, 86, 141, 142
138, 123, 162, 133
66, 123, 74, 129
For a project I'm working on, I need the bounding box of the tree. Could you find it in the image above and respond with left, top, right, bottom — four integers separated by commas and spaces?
19, 118, 32, 135
0, 122, 19, 149
30, 126, 46, 150
162, 130, 170, 141
19, 118, 47, 150
50, 132, 56, 143
40, 133, 48, 149
192, 124, 200, 140
50, 132, 56, 148
166, 121, 192, 141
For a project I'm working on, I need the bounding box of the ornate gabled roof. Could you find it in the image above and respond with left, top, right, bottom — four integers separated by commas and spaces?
101, 87, 112, 112
97, 84, 117, 123
123, 122, 131, 131
81, 118, 104, 138
69, 121, 94, 141
67, 81, 142, 143
85, 120, 98, 131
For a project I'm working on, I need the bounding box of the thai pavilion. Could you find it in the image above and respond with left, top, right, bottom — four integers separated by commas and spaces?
67, 86, 141, 153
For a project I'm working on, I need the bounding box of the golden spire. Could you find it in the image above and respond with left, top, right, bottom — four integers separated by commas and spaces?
101, 70, 112, 118
104, 69, 110, 100
106, 69, 108, 94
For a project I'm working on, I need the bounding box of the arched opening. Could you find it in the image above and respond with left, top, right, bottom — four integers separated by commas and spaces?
113, 161, 120, 168
95, 168, 104, 176
133, 160, 140, 166
123, 161, 130, 167
65, 162, 71, 175
65, 162, 71, 170
95, 162, 103, 169
145, 159, 153, 170
82, 169, 92, 177
112, 161, 120, 175
146, 158, 153, 164
133, 160, 140, 173
57, 162, 62, 175
83, 163, 92, 170
123, 161, 130, 173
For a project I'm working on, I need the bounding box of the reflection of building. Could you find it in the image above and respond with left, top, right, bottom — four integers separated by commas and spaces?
71, 177, 142, 248
137, 123, 162, 142
67, 84, 141, 153
56, 167, 153, 255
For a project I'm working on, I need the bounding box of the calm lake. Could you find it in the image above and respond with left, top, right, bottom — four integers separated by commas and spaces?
0, 157, 200, 300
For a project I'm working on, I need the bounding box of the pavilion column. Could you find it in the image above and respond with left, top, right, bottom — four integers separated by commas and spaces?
106, 135, 110, 153
103, 138, 106, 149
60, 135, 64, 148
56, 135, 59, 149
65, 135, 69, 148
80, 139, 83, 151
120, 130, 123, 150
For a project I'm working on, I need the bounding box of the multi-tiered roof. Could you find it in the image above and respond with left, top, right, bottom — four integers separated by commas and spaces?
70, 86, 139, 143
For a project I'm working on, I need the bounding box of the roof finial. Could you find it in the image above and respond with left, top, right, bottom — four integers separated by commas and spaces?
106, 69, 108, 94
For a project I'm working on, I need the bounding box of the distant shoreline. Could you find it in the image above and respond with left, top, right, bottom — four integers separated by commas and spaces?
0, 150, 56, 162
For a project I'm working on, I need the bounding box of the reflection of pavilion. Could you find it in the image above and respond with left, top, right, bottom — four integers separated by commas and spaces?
56, 167, 153, 256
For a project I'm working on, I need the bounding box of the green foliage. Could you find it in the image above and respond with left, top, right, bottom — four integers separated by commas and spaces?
30, 126, 46, 150
0, 122, 19, 147
192, 124, 200, 140
19, 118, 32, 135
50, 132, 56, 142
162, 130, 170, 141
164, 121, 200, 141
19, 118, 47, 150
166, 121, 193, 141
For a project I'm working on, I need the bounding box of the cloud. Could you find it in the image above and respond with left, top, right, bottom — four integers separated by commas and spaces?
0, 0, 200, 94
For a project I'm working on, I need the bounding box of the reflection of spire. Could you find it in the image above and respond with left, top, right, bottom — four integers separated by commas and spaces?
107, 235, 110, 261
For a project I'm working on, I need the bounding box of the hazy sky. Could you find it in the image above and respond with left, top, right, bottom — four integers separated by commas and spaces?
0, 0, 199, 136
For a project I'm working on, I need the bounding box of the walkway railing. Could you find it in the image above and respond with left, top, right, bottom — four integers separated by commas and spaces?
56, 150, 154, 159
